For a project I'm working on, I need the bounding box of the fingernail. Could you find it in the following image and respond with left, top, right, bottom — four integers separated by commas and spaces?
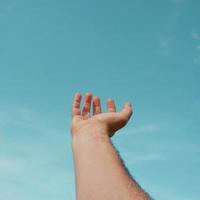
126, 102, 132, 107
85, 93, 93, 98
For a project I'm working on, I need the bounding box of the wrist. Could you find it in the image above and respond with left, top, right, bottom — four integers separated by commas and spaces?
72, 128, 110, 146
71, 123, 110, 139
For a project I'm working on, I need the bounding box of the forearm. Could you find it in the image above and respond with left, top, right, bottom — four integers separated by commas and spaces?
72, 131, 150, 200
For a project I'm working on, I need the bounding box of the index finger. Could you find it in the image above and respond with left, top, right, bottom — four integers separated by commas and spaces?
71, 92, 82, 117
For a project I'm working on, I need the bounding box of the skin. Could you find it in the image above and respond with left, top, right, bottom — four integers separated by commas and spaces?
70, 92, 151, 200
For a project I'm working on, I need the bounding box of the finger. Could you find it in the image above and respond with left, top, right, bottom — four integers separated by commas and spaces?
71, 92, 82, 117
82, 92, 93, 117
120, 102, 133, 122
106, 98, 116, 112
93, 96, 102, 115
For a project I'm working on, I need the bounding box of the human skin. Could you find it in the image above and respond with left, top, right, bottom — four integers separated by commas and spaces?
70, 92, 151, 200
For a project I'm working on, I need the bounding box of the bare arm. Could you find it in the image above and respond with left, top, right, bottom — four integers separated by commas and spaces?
70, 92, 151, 200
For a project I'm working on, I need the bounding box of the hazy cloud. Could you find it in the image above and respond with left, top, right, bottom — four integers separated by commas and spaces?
0, 105, 74, 200
191, 31, 200, 40
122, 123, 160, 136
191, 31, 200, 64
0, 156, 24, 173
122, 152, 164, 165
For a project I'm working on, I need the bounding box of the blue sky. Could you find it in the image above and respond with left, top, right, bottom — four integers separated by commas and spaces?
0, 0, 200, 199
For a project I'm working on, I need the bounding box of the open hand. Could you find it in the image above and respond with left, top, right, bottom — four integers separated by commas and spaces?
70, 92, 133, 138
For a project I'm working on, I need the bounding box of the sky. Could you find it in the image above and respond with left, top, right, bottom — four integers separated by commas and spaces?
0, 0, 200, 199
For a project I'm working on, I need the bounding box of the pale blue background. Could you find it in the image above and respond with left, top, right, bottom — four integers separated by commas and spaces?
0, 0, 200, 199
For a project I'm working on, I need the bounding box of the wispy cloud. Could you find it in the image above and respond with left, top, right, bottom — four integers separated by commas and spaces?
171, 0, 185, 4
122, 152, 164, 165
191, 31, 200, 40
191, 30, 200, 64
157, 36, 173, 56
115, 123, 164, 164
194, 56, 200, 64
0, 1, 17, 17
156, 0, 186, 57
0, 104, 74, 200
0, 156, 23, 173
0, 105, 39, 128
132, 124, 160, 135
121, 123, 160, 136
197, 45, 200, 50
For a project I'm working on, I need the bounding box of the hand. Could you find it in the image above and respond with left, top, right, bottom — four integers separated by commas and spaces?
70, 92, 133, 138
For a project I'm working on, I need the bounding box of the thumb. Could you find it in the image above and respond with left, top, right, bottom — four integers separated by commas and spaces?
120, 102, 133, 122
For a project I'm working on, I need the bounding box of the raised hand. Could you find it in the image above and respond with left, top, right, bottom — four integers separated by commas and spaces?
70, 92, 133, 138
